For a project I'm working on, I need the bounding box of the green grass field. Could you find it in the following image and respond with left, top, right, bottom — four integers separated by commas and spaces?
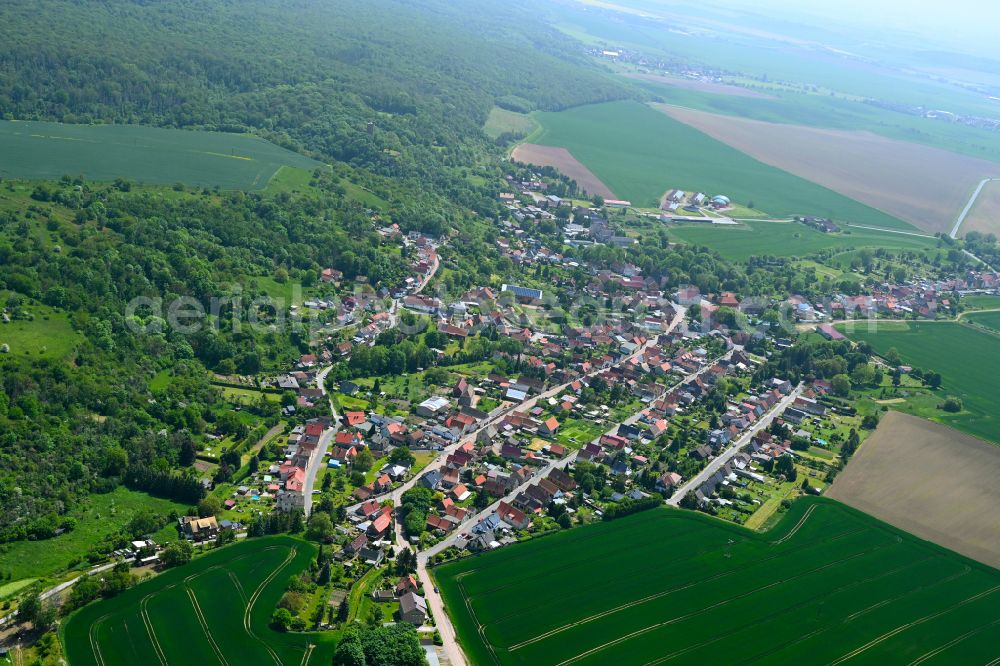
434, 498, 1000, 666
0, 487, 189, 581
529, 101, 913, 230
964, 310, 1000, 333
484, 107, 538, 140
0, 120, 321, 190
843, 320, 1000, 444
0, 306, 82, 359
62, 536, 337, 666
961, 294, 1000, 311
670, 220, 935, 261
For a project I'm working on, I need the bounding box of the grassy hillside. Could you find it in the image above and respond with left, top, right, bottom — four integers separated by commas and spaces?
531, 101, 914, 230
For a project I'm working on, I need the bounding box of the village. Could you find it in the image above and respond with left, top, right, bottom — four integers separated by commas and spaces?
31, 165, 1000, 659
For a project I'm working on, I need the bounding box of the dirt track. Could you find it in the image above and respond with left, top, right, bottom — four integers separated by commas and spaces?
511, 144, 616, 199
659, 105, 1000, 234
827, 411, 1000, 570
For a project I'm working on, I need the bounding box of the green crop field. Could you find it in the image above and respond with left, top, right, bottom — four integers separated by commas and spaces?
964, 310, 1000, 333
842, 320, 1000, 444
0, 120, 321, 190
62, 536, 337, 666
433, 498, 1000, 666
670, 220, 935, 261
529, 100, 913, 230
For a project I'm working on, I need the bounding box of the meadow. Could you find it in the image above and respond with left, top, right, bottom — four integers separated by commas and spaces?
842, 320, 1000, 444
669, 220, 935, 261
0, 306, 82, 359
61, 536, 338, 666
484, 107, 538, 140
529, 101, 913, 230
0, 487, 189, 581
433, 498, 1000, 666
0, 120, 321, 190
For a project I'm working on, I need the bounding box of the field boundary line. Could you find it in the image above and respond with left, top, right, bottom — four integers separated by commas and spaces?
770, 504, 816, 545
228, 569, 249, 606
299, 643, 315, 666
827, 584, 1000, 665
244, 546, 297, 666
88, 613, 111, 666
845, 566, 970, 622
455, 572, 501, 666
186, 586, 229, 666
139, 592, 169, 666
908, 616, 1000, 666
552, 543, 886, 665
506, 524, 868, 650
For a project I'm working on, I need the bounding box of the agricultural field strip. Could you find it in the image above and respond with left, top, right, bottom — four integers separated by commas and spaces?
544, 541, 997, 666
467, 511, 859, 620
138, 594, 168, 666
461, 514, 865, 648
542, 538, 895, 665
484, 522, 870, 645
438, 501, 1000, 666
827, 585, 1000, 665
658, 104, 1000, 235
908, 617, 1000, 666
736, 563, 980, 666
186, 586, 229, 666
640, 554, 949, 666
450, 506, 857, 604
85, 545, 291, 666
529, 101, 913, 230
87, 614, 111, 666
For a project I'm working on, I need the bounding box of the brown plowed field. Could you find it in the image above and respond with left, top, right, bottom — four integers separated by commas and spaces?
827, 411, 1000, 570
962, 179, 1000, 236
511, 143, 616, 199
660, 104, 1000, 234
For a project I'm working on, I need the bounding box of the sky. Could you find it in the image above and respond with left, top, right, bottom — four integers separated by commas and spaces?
698, 0, 1000, 58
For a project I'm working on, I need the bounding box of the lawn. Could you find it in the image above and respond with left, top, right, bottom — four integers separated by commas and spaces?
0, 306, 82, 359
61, 536, 338, 666
842, 320, 1000, 444
529, 100, 914, 230
669, 220, 935, 262
0, 120, 321, 190
0, 487, 189, 581
433, 498, 1000, 666
220, 386, 283, 404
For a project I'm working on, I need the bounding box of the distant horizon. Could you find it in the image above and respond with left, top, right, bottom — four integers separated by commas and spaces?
620, 0, 1000, 61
